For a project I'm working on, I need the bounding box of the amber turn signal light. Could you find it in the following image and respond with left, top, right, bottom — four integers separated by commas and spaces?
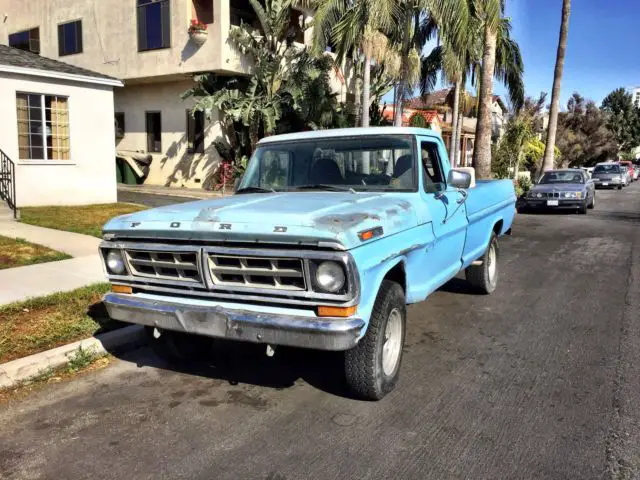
317, 305, 357, 317
111, 284, 132, 294
358, 226, 383, 242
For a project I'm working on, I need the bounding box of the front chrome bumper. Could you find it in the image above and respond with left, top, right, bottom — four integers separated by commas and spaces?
103, 293, 365, 351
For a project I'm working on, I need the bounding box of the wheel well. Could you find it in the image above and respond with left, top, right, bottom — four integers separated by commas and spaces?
383, 261, 406, 293
493, 220, 504, 236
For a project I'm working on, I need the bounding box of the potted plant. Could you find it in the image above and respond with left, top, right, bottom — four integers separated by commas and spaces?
188, 20, 208, 46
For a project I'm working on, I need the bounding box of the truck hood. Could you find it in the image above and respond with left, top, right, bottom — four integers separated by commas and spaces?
103, 192, 420, 250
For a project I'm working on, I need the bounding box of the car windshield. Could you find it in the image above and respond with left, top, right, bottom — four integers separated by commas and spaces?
539, 171, 584, 184
237, 135, 417, 192
594, 164, 621, 174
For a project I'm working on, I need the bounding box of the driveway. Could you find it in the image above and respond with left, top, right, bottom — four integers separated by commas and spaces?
3, 184, 640, 479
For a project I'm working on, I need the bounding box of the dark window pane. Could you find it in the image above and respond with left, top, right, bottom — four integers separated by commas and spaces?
193, 0, 214, 24
9, 28, 39, 54
115, 113, 125, 138
187, 110, 205, 154
146, 112, 161, 152
137, 0, 170, 51
59, 21, 82, 56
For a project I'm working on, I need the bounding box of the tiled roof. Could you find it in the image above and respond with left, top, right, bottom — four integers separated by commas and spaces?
0, 44, 120, 82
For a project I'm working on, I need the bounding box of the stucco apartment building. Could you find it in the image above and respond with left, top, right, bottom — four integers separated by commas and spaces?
0, 0, 344, 188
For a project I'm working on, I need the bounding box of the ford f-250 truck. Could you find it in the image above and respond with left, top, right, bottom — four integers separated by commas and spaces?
100, 127, 516, 400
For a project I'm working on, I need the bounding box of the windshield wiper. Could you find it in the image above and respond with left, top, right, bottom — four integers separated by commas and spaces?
293, 184, 356, 193
236, 186, 276, 194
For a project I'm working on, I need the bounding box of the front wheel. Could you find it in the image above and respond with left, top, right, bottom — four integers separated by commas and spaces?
345, 280, 406, 400
588, 194, 595, 209
578, 200, 588, 214
465, 233, 499, 294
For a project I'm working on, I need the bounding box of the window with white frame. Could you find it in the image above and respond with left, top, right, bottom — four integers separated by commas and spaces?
16, 93, 70, 160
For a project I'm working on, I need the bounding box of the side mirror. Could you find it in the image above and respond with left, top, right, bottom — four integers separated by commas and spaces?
448, 169, 472, 189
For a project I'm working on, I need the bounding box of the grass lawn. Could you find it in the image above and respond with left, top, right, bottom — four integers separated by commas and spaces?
20, 203, 147, 238
0, 235, 71, 270
0, 283, 125, 364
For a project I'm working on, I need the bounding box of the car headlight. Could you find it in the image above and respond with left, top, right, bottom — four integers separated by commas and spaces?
535, 192, 542, 198
315, 261, 346, 293
106, 250, 126, 275
575, 192, 583, 199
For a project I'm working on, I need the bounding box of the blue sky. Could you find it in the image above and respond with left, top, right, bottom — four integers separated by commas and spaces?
387, 1, 640, 109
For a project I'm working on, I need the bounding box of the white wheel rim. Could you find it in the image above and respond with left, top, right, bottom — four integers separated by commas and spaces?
382, 308, 403, 376
487, 243, 497, 285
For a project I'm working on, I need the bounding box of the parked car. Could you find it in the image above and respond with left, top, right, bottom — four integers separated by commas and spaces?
633, 165, 640, 181
517, 169, 595, 214
619, 161, 635, 183
591, 162, 627, 189
99, 127, 516, 400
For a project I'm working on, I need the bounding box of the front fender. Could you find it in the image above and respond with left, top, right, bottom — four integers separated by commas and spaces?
349, 224, 435, 338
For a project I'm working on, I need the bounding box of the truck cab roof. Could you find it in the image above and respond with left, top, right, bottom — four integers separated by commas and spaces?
258, 127, 441, 145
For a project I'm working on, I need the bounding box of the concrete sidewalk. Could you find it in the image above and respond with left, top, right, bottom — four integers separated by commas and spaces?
0, 220, 104, 305
117, 183, 226, 200
0, 220, 101, 257
0, 256, 105, 305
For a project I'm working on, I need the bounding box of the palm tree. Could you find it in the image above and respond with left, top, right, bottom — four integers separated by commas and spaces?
472, 1, 524, 178
539, 0, 571, 176
391, 0, 471, 127
313, 0, 398, 127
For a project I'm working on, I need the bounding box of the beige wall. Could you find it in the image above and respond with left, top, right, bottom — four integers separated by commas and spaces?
0, 0, 251, 81
0, 73, 117, 206
114, 80, 223, 188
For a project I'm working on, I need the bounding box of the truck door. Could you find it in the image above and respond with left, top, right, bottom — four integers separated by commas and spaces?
419, 138, 468, 291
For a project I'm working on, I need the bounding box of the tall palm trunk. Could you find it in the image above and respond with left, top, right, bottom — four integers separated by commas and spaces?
449, 81, 461, 164
455, 110, 463, 166
539, 0, 571, 176
472, 22, 497, 179
394, 12, 413, 127
362, 52, 372, 127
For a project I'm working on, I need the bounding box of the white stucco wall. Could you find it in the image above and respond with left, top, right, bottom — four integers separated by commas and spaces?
114, 80, 223, 188
0, 72, 117, 207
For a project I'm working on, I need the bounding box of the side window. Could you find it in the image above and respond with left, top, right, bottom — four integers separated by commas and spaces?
420, 141, 446, 193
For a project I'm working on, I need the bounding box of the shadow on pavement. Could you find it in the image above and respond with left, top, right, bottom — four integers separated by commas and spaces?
112, 337, 358, 399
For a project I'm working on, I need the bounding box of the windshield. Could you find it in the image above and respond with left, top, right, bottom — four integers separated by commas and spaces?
238, 135, 417, 192
539, 171, 584, 184
593, 164, 621, 174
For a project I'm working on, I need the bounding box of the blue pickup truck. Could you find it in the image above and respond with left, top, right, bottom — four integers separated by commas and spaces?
101, 127, 516, 400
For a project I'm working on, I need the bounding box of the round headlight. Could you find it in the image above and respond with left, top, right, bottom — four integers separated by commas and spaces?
106, 250, 126, 275
536, 192, 542, 198
315, 261, 346, 293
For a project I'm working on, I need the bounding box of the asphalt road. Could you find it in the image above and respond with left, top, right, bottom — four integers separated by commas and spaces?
3, 184, 640, 480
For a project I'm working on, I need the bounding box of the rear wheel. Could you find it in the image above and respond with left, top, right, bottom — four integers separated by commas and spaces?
466, 233, 499, 294
588, 193, 595, 209
345, 280, 406, 400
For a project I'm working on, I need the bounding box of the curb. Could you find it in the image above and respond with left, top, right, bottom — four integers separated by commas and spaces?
0, 325, 145, 389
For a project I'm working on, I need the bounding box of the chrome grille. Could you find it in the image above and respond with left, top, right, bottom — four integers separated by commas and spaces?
208, 254, 305, 290
125, 249, 202, 283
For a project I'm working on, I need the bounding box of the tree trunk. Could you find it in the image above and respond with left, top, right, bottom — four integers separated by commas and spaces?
449, 81, 461, 164
513, 150, 522, 182
362, 51, 372, 127
455, 110, 463, 167
394, 12, 413, 127
472, 22, 497, 179
539, 0, 571, 177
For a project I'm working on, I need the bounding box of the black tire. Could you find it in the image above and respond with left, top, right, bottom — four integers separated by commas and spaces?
144, 327, 214, 364
345, 280, 406, 400
618, 185, 623, 190
578, 200, 588, 214
465, 232, 499, 294
588, 194, 595, 209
